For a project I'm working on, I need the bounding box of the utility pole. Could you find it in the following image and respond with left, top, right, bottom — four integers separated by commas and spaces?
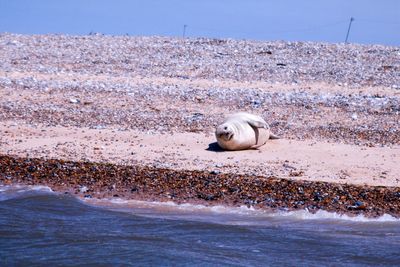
182, 24, 188, 38
345, 17, 354, 44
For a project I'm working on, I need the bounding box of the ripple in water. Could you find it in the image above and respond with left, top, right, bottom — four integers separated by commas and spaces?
1, 185, 400, 266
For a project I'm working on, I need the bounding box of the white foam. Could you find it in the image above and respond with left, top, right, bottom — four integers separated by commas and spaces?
83, 197, 400, 223
0, 184, 53, 201
0, 184, 53, 193
274, 209, 399, 222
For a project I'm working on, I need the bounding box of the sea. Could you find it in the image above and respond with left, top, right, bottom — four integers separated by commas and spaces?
1, 185, 400, 266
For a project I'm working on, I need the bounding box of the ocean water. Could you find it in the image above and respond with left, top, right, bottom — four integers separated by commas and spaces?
0, 0, 399, 45
1, 185, 400, 266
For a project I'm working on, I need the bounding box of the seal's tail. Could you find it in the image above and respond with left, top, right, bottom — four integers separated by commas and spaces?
269, 133, 280, 140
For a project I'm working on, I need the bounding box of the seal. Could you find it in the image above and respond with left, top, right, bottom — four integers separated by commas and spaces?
215, 112, 279, 151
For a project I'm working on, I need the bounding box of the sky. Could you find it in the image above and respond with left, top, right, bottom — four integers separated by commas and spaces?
0, 0, 399, 45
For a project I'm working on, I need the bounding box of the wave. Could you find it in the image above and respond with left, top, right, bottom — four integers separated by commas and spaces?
0, 184, 53, 201
1, 184, 398, 223
83, 197, 400, 224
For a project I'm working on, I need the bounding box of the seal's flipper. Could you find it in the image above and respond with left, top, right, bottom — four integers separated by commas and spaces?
250, 125, 270, 148
250, 125, 260, 145
244, 116, 269, 129
247, 120, 269, 129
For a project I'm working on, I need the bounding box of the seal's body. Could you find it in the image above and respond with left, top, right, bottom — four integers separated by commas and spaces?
215, 112, 278, 151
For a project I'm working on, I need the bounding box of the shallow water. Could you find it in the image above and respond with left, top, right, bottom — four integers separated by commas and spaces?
1, 185, 400, 266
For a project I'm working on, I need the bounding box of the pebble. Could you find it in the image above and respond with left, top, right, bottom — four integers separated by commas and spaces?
79, 186, 88, 193
69, 98, 80, 104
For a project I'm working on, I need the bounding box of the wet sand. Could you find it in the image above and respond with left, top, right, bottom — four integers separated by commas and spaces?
0, 33, 399, 217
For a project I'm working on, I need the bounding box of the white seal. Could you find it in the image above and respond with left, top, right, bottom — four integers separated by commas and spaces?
215, 112, 279, 151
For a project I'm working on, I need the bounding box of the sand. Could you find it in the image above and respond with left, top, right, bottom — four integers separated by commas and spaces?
1, 121, 399, 187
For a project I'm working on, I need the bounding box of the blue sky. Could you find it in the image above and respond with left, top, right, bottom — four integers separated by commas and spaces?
0, 0, 399, 45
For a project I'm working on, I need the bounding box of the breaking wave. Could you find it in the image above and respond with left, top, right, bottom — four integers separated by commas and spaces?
83, 197, 400, 224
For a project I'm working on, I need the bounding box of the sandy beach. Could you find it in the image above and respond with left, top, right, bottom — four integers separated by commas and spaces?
0, 33, 399, 217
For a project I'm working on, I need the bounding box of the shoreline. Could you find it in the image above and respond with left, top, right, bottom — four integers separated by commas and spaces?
0, 34, 399, 218
1, 155, 400, 218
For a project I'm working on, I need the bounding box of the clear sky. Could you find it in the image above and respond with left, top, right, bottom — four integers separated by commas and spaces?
0, 0, 399, 45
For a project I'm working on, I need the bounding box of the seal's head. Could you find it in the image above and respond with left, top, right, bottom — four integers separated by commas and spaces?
215, 123, 234, 142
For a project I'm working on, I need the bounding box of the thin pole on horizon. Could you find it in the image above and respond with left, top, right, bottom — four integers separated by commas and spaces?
183, 24, 188, 38
345, 17, 355, 44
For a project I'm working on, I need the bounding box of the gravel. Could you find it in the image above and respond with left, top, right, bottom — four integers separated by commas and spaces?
1, 33, 399, 87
